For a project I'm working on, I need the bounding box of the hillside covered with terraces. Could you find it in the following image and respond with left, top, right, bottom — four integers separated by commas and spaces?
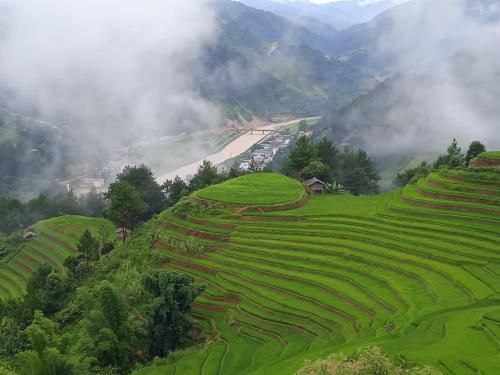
136, 168, 500, 375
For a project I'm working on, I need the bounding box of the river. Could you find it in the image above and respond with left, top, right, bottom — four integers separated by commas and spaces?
155, 118, 317, 182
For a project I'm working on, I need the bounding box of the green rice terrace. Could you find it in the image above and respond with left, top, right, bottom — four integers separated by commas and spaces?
470, 151, 500, 169
195, 173, 305, 206
141, 171, 500, 375
0, 216, 114, 300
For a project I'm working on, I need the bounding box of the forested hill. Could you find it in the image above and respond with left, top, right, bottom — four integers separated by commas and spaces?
316, 48, 500, 157
203, 0, 376, 119
0, 109, 74, 199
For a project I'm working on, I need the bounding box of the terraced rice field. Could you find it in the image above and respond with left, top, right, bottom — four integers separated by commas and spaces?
138, 172, 500, 375
471, 152, 500, 169
0, 216, 114, 300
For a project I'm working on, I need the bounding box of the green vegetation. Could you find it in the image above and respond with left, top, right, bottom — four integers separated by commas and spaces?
0, 215, 204, 374
0, 216, 114, 300
139, 163, 500, 375
283, 136, 380, 195
197, 173, 304, 205
2, 148, 500, 374
481, 151, 500, 159
0, 190, 106, 235
297, 347, 441, 375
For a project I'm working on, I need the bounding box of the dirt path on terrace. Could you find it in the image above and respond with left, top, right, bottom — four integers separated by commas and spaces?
155, 117, 318, 182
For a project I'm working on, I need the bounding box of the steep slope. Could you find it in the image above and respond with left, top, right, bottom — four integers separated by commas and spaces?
316, 48, 500, 157
0, 216, 115, 300
204, 0, 375, 118
135, 170, 500, 374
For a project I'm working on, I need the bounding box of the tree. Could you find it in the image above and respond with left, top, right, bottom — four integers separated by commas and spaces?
24, 265, 70, 317
106, 181, 147, 240
339, 148, 379, 196
300, 160, 330, 182
189, 160, 222, 191
142, 270, 204, 357
0, 198, 23, 234
16, 311, 78, 375
227, 163, 246, 179
76, 230, 100, 276
393, 161, 430, 187
162, 176, 189, 207
115, 165, 165, 220
95, 282, 132, 370
285, 136, 318, 175
316, 137, 339, 172
80, 188, 105, 217
434, 138, 465, 169
465, 140, 486, 166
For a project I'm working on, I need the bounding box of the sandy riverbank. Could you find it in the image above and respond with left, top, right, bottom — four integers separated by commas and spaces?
155, 118, 317, 182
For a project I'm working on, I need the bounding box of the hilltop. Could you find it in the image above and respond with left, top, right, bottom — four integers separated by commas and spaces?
137, 168, 500, 374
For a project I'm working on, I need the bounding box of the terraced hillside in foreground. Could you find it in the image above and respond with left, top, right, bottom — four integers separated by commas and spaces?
0, 216, 115, 300
140, 172, 500, 375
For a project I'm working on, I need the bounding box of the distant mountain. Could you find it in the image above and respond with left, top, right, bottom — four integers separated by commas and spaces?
329, 0, 500, 74
237, 0, 404, 31
317, 49, 500, 156
202, 0, 376, 119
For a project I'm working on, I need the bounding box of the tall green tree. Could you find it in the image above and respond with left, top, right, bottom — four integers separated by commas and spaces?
116, 165, 165, 220
300, 160, 330, 182
94, 282, 132, 371
339, 148, 380, 196
0, 198, 23, 234
16, 311, 78, 375
316, 137, 339, 172
285, 136, 317, 175
76, 230, 100, 276
162, 176, 190, 207
24, 265, 70, 317
465, 140, 486, 166
106, 181, 147, 240
434, 138, 465, 169
142, 270, 204, 357
189, 160, 223, 191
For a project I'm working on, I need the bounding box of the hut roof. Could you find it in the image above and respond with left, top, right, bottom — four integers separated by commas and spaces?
304, 178, 327, 187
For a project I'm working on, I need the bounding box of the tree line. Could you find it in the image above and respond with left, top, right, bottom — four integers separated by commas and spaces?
0, 223, 203, 375
393, 139, 487, 187
0, 189, 105, 235
282, 136, 380, 195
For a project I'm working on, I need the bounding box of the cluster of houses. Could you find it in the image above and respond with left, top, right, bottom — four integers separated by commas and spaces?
238, 134, 292, 171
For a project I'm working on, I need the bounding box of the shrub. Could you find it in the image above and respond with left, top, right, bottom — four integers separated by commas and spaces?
296, 347, 441, 375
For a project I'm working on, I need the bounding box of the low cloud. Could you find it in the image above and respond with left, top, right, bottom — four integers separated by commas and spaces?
357, 0, 500, 155
0, 0, 222, 150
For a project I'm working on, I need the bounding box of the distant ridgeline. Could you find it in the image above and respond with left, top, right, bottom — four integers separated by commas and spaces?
138, 170, 500, 375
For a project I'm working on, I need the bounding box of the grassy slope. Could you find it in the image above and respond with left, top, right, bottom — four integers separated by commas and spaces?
135, 168, 500, 375
196, 173, 304, 205
482, 151, 500, 159
0, 216, 114, 300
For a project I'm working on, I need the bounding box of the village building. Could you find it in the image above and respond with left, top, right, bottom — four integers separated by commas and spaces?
23, 231, 38, 241
82, 178, 105, 188
304, 178, 328, 195
299, 130, 314, 138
